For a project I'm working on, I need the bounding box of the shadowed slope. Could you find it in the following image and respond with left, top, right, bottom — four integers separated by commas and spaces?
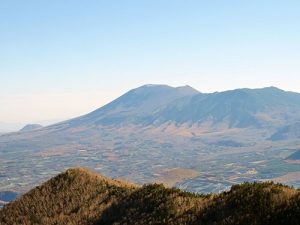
195, 182, 300, 225
98, 183, 208, 225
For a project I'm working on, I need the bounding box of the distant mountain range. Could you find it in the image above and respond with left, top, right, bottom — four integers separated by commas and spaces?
1, 85, 300, 196
64, 85, 300, 129
1, 85, 298, 152
1, 168, 299, 225
4, 84, 300, 138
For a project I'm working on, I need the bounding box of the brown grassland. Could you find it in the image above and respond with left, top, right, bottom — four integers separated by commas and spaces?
0, 168, 300, 225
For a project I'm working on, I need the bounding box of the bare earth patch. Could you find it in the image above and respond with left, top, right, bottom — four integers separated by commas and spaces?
154, 168, 199, 187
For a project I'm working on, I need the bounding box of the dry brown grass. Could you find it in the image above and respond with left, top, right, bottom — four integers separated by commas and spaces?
1, 168, 299, 225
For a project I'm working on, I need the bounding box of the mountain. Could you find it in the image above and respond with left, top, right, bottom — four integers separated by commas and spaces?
69, 84, 200, 126
19, 124, 43, 132
162, 86, 300, 127
63, 85, 300, 128
3, 85, 300, 134
1, 85, 300, 196
0, 168, 299, 225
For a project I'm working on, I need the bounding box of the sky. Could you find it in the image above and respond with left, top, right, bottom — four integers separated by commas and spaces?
0, 0, 300, 126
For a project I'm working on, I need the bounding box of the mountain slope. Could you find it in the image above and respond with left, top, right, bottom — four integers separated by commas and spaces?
1, 168, 300, 225
69, 84, 200, 126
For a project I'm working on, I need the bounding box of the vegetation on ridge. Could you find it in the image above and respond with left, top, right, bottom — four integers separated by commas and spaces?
0, 168, 299, 225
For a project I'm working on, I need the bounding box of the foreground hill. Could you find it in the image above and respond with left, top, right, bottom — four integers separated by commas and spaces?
1, 168, 300, 225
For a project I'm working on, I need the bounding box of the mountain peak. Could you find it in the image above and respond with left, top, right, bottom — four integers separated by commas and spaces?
176, 85, 200, 95
130, 84, 199, 98
60, 168, 138, 188
131, 84, 175, 94
136, 84, 199, 93
141, 84, 170, 88
78, 84, 200, 126
260, 86, 285, 92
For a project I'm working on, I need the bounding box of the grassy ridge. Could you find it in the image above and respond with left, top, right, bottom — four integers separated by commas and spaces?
0, 168, 299, 225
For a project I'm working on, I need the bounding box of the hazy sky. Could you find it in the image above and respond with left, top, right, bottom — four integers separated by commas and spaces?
1, 0, 300, 125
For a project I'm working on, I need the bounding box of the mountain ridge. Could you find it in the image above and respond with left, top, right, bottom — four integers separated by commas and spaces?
3, 85, 300, 132
44, 85, 300, 129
